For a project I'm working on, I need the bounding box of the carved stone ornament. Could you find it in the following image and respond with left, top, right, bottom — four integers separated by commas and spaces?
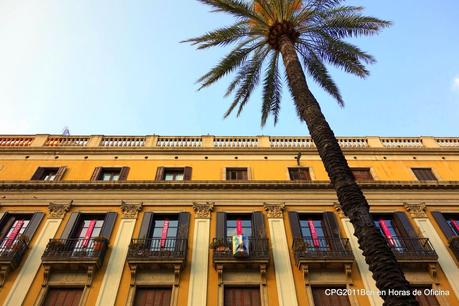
404, 202, 427, 218
121, 201, 143, 219
192, 202, 214, 219
263, 203, 285, 218
334, 202, 346, 219
48, 200, 72, 219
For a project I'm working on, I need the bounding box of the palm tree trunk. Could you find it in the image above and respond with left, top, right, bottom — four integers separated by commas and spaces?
278, 35, 418, 306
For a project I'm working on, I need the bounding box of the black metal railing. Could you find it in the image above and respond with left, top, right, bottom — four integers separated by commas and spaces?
0, 236, 28, 269
127, 238, 187, 260
42, 238, 108, 267
449, 236, 459, 261
385, 237, 437, 261
292, 237, 354, 263
212, 237, 269, 261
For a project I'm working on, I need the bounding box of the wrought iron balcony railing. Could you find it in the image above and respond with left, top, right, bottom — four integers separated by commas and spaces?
292, 237, 354, 265
127, 238, 187, 263
42, 238, 108, 269
0, 236, 28, 270
385, 237, 438, 261
449, 236, 459, 261
211, 237, 269, 264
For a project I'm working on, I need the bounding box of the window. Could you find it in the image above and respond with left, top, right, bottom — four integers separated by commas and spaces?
31, 166, 66, 181
444, 214, 459, 236
43, 287, 83, 306
91, 167, 129, 181
312, 286, 351, 306
373, 215, 402, 245
72, 215, 105, 251
226, 215, 252, 237
224, 287, 261, 306
412, 168, 437, 181
0, 214, 31, 248
288, 167, 311, 180
134, 287, 172, 306
226, 168, 248, 180
150, 215, 179, 250
155, 167, 192, 181
298, 215, 326, 249
351, 168, 374, 181
412, 286, 440, 306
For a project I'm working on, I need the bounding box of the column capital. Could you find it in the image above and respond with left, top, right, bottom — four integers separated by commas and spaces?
48, 200, 72, 219
192, 202, 214, 219
121, 201, 143, 219
263, 202, 285, 218
404, 202, 427, 218
333, 202, 346, 219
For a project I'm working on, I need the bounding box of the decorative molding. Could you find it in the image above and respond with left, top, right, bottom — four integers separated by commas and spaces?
192, 202, 214, 219
263, 202, 285, 218
121, 201, 143, 219
48, 200, 72, 219
404, 202, 427, 218
334, 202, 346, 219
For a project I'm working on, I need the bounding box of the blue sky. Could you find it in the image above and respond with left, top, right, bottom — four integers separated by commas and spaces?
0, 1, 458, 136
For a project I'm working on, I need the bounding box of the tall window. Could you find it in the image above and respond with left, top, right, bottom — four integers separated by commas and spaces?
134, 288, 172, 306
226, 215, 252, 237
351, 168, 374, 181
72, 215, 105, 251
312, 286, 351, 306
445, 215, 459, 236
150, 215, 179, 250
224, 287, 261, 306
288, 167, 311, 180
163, 169, 184, 181
43, 288, 84, 306
0, 215, 31, 248
412, 168, 437, 181
373, 215, 402, 247
226, 168, 248, 180
299, 215, 326, 248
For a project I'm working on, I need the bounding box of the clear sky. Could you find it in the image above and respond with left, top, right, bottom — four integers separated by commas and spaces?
1, 1, 458, 136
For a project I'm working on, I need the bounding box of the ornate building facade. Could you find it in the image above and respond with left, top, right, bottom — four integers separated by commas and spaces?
0, 134, 458, 306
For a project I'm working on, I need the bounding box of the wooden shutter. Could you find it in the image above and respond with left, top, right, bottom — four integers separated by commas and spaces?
22, 212, 44, 242
241, 168, 248, 180
31, 167, 45, 180
323, 212, 345, 251
177, 212, 190, 254
138, 212, 154, 239
216, 212, 227, 239
351, 168, 373, 181
412, 168, 436, 181
393, 212, 421, 251
100, 212, 117, 240
134, 288, 172, 306
55, 166, 67, 181
43, 288, 83, 306
288, 211, 302, 239
224, 287, 261, 306
155, 167, 165, 181
252, 212, 266, 238
0, 213, 13, 240
61, 212, 81, 239
90, 167, 103, 181
183, 167, 192, 181
432, 211, 455, 240
119, 167, 130, 181
312, 287, 351, 306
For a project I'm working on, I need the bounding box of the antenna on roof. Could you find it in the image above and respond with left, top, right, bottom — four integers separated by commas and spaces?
62, 127, 70, 136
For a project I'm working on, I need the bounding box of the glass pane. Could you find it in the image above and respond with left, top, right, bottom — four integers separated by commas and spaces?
167, 228, 177, 237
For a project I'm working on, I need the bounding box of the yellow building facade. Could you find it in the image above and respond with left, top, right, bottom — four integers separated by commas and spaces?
0, 134, 458, 306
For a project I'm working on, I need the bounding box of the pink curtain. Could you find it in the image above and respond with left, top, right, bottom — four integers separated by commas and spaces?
160, 219, 170, 248
82, 220, 96, 248
236, 219, 243, 236
5, 220, 24, 247
308, 219, 320, 247
379, 220, 394, 246
451, 220, 459, 234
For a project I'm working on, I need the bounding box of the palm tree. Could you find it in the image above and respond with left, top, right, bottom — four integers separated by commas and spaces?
185, 1, 418, 305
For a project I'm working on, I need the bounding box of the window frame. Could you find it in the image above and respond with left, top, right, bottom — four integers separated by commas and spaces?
411, 168, 437, 181
288, 167, 311, 181
350, 167, 374, 182
225, 167, 249, 181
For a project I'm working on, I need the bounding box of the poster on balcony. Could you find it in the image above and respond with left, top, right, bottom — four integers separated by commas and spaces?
232, 219, 249, 257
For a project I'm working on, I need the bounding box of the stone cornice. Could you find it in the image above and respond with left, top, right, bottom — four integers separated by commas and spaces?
0, 180, 459, 191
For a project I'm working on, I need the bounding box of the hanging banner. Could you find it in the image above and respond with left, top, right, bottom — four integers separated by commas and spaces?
379, 219, 394, 246
82, 220, 96, 248
160, 219, 170, 248
308, 219, 320, 247
5, 220, 24, 248
232, 219, 249, 257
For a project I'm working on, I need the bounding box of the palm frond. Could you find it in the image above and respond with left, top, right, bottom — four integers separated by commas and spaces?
261, 51, 282, 126
321, 14, 391, 38
182, 22, 248, 49
198, 0, 267, 26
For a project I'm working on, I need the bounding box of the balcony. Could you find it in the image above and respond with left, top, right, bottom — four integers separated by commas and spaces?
42, 237, 108, 270
0, 236, 28, 286
211, 237, 269, 268
126, 238, 187, 269
449, 236, 459, 261
386, 237, 438, 262
292, 237, 354, 268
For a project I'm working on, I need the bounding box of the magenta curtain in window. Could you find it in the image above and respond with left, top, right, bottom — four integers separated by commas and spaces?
82, 220, 96, 248
308, 219, 320, 247
160, 219, 169, 248
379, 220, 394, 246
6, 220, 24, 247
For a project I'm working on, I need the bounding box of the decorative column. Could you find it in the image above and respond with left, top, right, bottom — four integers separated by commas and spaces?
335, 203, 384, 306
405, 203, 459, 298
264, 203, 298, 306
4, 201, 71, 306
95, 201, 142, 306
187, 202, 214, 306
